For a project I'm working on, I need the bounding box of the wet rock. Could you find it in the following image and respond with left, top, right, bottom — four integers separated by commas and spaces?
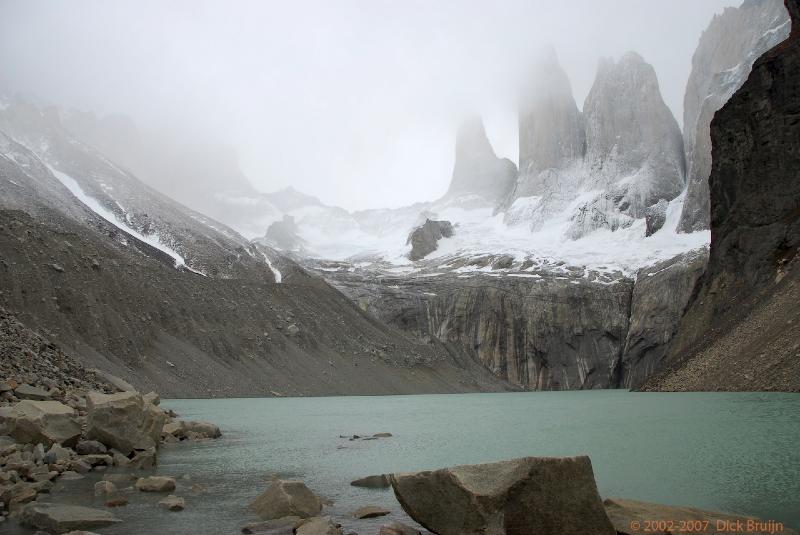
93, 481, 116, 496
296, 516, 343, 535
104, 497, 128, 508
241, 515, 303, 534
379, 521, 421, 535
406, 219, 454, 261
75, 441, 106, 455
158, 495, 185, 511
128, 447, 156, 469
390, 456, 615, 535
350, 474, 390, 488
604, 498, 798, 535
162, 420, 221, 440
135, 476, 176, 492
6, 401, 81, 447
85, 391, 166, 455
352, 505, 390, 519
372, 433, 392, 438
14, 385, 51, 401
21, 503, 121, 534
248, 479, 322, 520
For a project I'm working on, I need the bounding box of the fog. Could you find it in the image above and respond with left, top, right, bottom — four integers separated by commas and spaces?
0, 0, 736, 211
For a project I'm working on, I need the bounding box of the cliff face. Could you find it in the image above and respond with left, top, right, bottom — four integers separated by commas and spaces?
645, 0, 800, 392
678, 0, 790, 233
445, 118, 518, 205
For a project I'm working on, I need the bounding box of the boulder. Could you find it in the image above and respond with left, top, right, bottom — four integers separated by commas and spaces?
105, 496, 128, 507
241, 515, 303, 534
128, 447, 157, 469
143, 391, 160, 406
21, 503, 121, 534
75, 440, 107, 455
379, 521, 421, 535
158, 494, 185, 511
645, 199, 669, 237
6, 401, 81, 447
135, 476, 176, 492
44, 443, 73, 464
390, 456, 615, 535
296, 516, 343, 535
350, 474, 390, 488
604, 498, 799, 535
85, 391, 166, 455
406, 219, 454, 261
162, 420, 221, 440
248, 479, 322, 520
352, 505, 390, 519
13, 384, 51, 401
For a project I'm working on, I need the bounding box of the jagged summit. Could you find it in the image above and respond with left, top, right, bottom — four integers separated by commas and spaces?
444, 117, 517, 205
517, 48, 585, 183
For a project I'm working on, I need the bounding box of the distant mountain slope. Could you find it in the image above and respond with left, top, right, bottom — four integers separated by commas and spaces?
0, 101, 513, 397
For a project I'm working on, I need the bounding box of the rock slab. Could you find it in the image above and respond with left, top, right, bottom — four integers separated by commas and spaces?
21, 503, 121, 534
390, 456, 615, 535
248, 479, 322, 520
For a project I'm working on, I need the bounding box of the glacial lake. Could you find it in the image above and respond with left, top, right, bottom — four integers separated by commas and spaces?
5, 391, 799, 534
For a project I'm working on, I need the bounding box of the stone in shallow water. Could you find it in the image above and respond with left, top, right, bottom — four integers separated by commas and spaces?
296, 516, 342, 535
352, 505, 390, 519
158, 494, 185, 511
390, 455, 615, 535
350, 474, 390, 488
21, 503, 121, 534
379, 521, 421, 535
248, 479, 322, 520
604, 498, 799, 535
135, 476, 176, 492
240, 515, 303, 534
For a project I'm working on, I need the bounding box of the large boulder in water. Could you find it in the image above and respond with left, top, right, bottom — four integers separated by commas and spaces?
248, 479, 323, 520
407, 219, 454, 261
390, 456, 615, 535
85, 391, 166, 455
5, 400, 81, 447
21, 503, 122, 533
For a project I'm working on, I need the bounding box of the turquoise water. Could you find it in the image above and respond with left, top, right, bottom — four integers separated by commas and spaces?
6, 391, 799, 534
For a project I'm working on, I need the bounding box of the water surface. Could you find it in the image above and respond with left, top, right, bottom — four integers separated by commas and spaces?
6, 391, 799, 534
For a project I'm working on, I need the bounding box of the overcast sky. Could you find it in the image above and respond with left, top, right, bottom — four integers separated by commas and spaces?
0, 0, 738, 210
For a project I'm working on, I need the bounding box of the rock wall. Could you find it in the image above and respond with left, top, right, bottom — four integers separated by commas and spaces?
678, 0, 790, 233
645, 0, 800, 392
617, 250, 708, 390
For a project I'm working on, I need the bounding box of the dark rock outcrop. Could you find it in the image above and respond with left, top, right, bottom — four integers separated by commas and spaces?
646, 0, 800, 391
264, 214, 305, 251
444, 118, 517, 205
406, 219, 454, 260
678, 0, 790, 233
390, 456, 615, 535
644, 199, 669, 237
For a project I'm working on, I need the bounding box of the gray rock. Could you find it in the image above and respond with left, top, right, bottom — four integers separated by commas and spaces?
406, 219, 454, 261
135, 476, 176, 492
6, 401, 81, 447
444, 117, 517, 205
390, 456, 615, 535
75, 440, 106, 455
44, 444, 73, 464
85, 391, 166, 455
162, 420, 221, 440
21, 503, 121, 534
678, 0, 789, 233
379, 521, 421, 535
142, 391, 160, 406
352, 505, 390, 519
13, 384, 51, 401
241, 515, 303, 534
296, 517, 342, 535
158, 494, 185, 511
350, 474, 390, 488
644, 199, 669, 237
248, 480, 322, 520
